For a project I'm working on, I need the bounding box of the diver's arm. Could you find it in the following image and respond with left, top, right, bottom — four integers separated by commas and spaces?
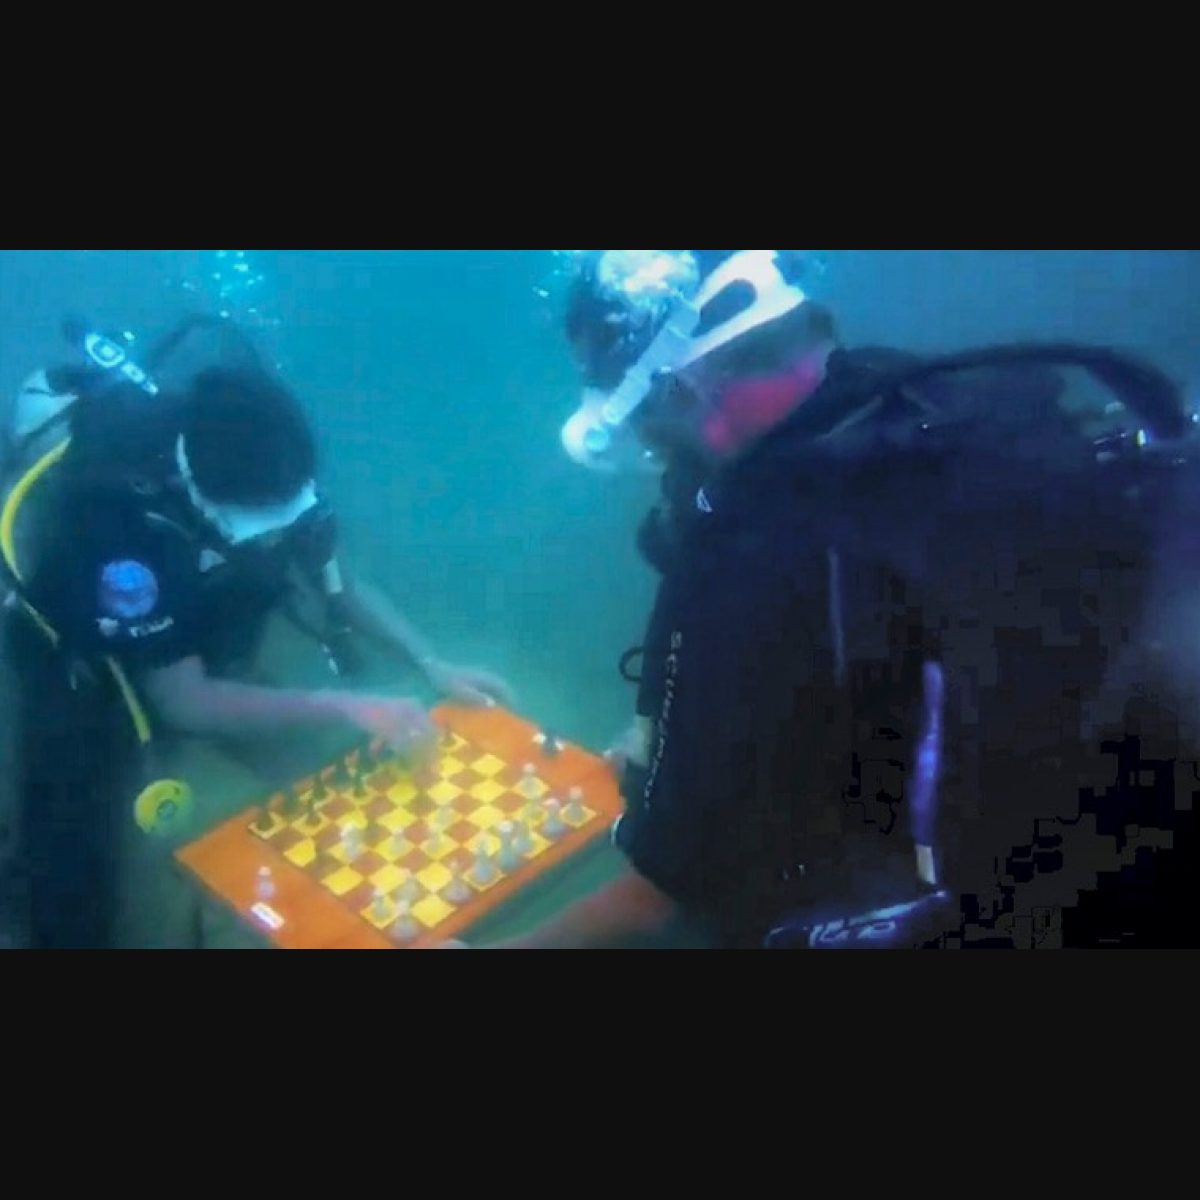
142, 657, 353, 738
474, 868, 679, 950
141, 656, 435, 751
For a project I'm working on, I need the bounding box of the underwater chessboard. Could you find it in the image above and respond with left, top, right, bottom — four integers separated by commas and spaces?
176, 704, 624, 950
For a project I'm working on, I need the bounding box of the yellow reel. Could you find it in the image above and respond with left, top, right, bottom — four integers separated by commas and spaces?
134, 779, 194, 836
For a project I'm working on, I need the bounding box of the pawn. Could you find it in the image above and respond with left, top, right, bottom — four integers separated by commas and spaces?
565, 787, 587, 825
522, 798, 542, 832
520, 764, 540, 800
391, 901, 420, 942
371, 887, 391, 924
513, 821, 535, 858
471, 839, 498, 888
542, 798, 566, 841
426, 809, 450, 856
497, 822, 522, 874
445, 871, 473, 906
400, 874, 421, 906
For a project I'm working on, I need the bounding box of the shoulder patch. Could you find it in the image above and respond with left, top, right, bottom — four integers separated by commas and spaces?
99, 560, 160, 620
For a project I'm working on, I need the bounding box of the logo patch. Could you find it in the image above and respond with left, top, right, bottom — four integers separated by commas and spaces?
99, 560, 159, 620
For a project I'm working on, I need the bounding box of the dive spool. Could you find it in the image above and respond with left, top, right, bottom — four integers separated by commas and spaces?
134, 779, 195, 837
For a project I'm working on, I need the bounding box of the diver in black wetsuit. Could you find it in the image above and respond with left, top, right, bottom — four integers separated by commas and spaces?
2, 316, 514, 949
464, 249, 1199, 950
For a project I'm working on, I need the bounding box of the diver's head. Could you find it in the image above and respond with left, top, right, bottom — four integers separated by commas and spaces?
176, 367, 319, 547
559, 250, 835, 471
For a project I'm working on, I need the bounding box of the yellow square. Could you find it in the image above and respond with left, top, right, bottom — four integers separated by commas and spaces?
252, 811, 286, 840
564, 805, 595, 830
417, 862, 453, 893
439, 756, 467, 778
299, 813, 330, 838
422, 834, 457, 862
378, 807, 416, 835
324, 866, 364, 897
470, 805, 505, 831
377, 836, 413, 863
388, 780, 419, 806
468, 830, 504, 857
428, 780, 463, 806
413, 894, 454, 930
519, 777, 549, 802
472, 754, 506, 778
285, 840, 317, 869
329, 837, 372, 866
470, 779, 506, 805
364, 898, 397, 931
370, 863, 408, 894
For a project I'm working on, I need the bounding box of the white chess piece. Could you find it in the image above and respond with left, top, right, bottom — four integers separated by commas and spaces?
520, 764, 540, 800
565, 788, 586, 825
392, 901, 420, 941
472, 837, 498, 887
446, 870, 473, 906
513, 821, 535, 857
543, 799, 566, 840
497, 822, 522, 873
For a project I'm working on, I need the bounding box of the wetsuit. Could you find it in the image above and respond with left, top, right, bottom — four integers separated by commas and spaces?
615, 347, 1200, 948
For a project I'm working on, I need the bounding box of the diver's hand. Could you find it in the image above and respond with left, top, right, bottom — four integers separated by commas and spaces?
426, 660, 515, 709
604, 717, 654, 777
335, 694, 438, 762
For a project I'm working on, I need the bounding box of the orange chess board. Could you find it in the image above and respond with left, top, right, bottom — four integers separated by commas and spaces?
175, 705, 623, 949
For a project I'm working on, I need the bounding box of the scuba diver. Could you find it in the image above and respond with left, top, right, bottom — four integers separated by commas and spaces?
1, 315, 513, 949
461, 248, 1200, 950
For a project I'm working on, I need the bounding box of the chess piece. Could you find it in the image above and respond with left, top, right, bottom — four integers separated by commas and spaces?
565, 788, 586, 825
445, 871, 472, 906
542, 799, 566, 840
520, 764, 541, 801
513, 821, 535, 858
497, 822, 522, 873
392, 901, 420, 942
471, 839, 498, 888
